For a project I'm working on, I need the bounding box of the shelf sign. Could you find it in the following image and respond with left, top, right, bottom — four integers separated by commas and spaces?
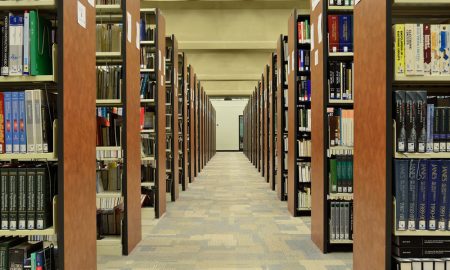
311, 24, 315, 51
355, 0, 361, 5
318, 13, 323, 44
88, 0, 95, 7
136, 22, 140, 50
311, 0, 320, 11
77, 1, 86, 29
127, 12, 132, 43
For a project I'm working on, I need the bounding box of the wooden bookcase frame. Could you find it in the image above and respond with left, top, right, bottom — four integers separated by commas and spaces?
180, 53, 189, 191
269, 53, 277, 191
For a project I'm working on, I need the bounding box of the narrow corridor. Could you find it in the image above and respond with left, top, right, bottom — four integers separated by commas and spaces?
98, 152, 352, 270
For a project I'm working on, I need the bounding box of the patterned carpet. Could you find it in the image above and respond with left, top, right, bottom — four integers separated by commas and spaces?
98, 152, 353, 270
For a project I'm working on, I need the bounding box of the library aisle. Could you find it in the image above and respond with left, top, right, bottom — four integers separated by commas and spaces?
98, 152, 352, 269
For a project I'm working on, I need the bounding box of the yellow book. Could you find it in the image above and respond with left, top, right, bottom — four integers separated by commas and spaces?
394, 24, 405, 76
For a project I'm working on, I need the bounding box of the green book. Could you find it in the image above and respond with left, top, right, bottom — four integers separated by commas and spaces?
29, 11, 52, 76
330, 158, 337, 193
337, 157, 343, 193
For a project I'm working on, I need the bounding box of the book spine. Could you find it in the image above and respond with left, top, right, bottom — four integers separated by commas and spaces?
25, 90, 35, 153
26, 168, 36, 229
0, 93, 4, 154
434, 107, 440, 152
415, 24, 424, 75
339, 202, 345, 239
0, 168, 8, 229
19, 92, 26, 153
394, 24, 405, 76
1, 14, 9, 76
427, 104, 434, 152
427, 160, 441, 230
11, 92, 19, 153
440, 25, 450, 75
329, 61, 335, 100
424, 24, 431, 75
40, 92, 50, 153
416, 91, 427, 153
405, 91, 416, 153
33, 90, 43, 153
438, 160, 449, 230
9, 15, 24, 76
23, 11, 30, 75
417, 160, 428, 230
440, 108, 447, 152
408, 160, 418, 230
395, 91, 406, 152
9, 167, 18, 230
36, 167, 51, 229
328, 15, 339, 52
4, 92, 12, 153
405, 24, 415, 75
395, 159, 409, 230
431, 24, 441, 75
17, 167, 27, 229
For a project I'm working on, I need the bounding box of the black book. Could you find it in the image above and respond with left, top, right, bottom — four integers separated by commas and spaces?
9, 241, 43, 270
440, 107, 447, 152
26, 167, 36, 230
335, 62, 341, 100
17, 166, 27, 230
434, 107, 441, 152
393, 236, 450, 248
0, 167, 8, 230
405, 91, 417, 152
8, 168, 18, 230
395, 91, 406, 152
342, 62, 347, 100
393, 245, 450, 258
329, 62, 335, 100
416, 91, 427, 153
36, 166, 52, 230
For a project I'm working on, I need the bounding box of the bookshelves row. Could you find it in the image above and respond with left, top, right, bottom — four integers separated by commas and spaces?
0, 1, 216, 269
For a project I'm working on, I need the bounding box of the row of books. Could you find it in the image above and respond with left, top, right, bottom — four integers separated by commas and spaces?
96, 147, 122, 160
0, 237, 55, 270
96, 162, 122, 193
329, 201, 353, 240
140, 109, 155, 130
328, 108, 354, 147
394, 91, 450, 153
0, 90, 55, 154
298, 108, 311, 132
394, 235, 450, 259
328, 15, 353, 53
96, 108, 122, 147
329, 0, 354, 6
141, 164, 156, 183
140, 74, 156, 99
298, 139, 311, 157
329, 61, 353, 101
298, 49, 310, 72
96, 197, 122, 237
0, 12, 53, 77
394, 24, 450, 77
139, 16, 156, 42
297, 162, 311, 183
140, 49, 155, 69
298, 76, 311, 102
97, 66, 122, 100
141, 134, 155, 157
329, 155, 353, 194
297, 19, 311, 44
395, 159, 450, 231
395, 256, 450, 270
96, 24, 122, 53
0, 164, 56, 231
298, 187, 311, 209
96, 0, 120, 4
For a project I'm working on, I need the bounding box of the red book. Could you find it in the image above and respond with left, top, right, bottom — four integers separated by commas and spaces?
0, 93, 4, 153
140, 107, 145, 130
328, 15, 339, 52
298, 22, 303, 43
424, 24, 431, 74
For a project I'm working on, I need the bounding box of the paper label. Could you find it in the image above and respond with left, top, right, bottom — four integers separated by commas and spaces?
127, 12, 132, 43
88, 0, 95, 7
355, 0, 361, 5
158, 50, 161, 71
312, 0, 320, 10
291, 51, 295, 71
318, 13, 323, 44
315, 50, 319, 66
77, 1, 86, 29
136, 21, 140, 49
311, 24, 315, 51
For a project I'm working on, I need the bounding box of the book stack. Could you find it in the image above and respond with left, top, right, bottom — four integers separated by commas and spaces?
298, 162, 311, 183
96, 0, 121, 4
328, 15, 353, 53
328, 108, 354, 147
329, 155, 353, 194
0, 237, 55, 270
394, 159, 450, 232
140, 74, 156, 99
297, 19, 310, 44
96, 197, 123, 237
140, 109, 155, 131
329, 0, 354, 6
97, 66, 122, 100
298, 107, 311, 132
298, 49, 310, 72
298, 187, 311, 209
328, 61, 354, 101
140, 15, 156, 42
0, 164, 56, 231
0, 90, 56, 155
96, 24, 122, 53
329, 201, 353, 241
298, 139, 311, 157
393, 24, 450, 78
96, 108, 122, 147
141, 134, 155, 158
0, 11, 53, 77
394, 236, 450, 261
140, 49, 155, 70
298, 76, 311, 102
395, 256, 450, 270
96, 162, 122, 193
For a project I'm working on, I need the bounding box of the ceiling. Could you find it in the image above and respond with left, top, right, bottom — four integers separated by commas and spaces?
141, 0, 310, 96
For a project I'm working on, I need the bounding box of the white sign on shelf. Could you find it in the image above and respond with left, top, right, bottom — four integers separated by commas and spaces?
311, 24, 315, 51
127, 12, 132, 43
318, 13, 323, 44
312, 0, 320, 11
355, 0, 361, 5
77, 1, 86, 29
158, 50, 161, 71
291, 51, 295, 72
136, 22, 140, 50
87, 0, 95, 7
315, 50, 319, 66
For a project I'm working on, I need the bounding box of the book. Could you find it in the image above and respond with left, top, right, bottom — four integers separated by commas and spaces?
25, 90, 35, 153
17, 166, 26, 230
438, 160, 449, 230
9, 15, 24, 76
0, 93, 4, 153
427, 160, 441, 230
395, 159, 409, 231
395, 91, 406, 152
0, 168, 9, 229
417, 160, 428, 230
8, 167, 18, 230
23, 11, 30, 75
338, 15, 353, 52
394, 24, 405, 76
414, 24, 425, 75
416, 91, 427, 153
26, 167, 36, 230
328, 15, 339, 52
424, 24, 431, 75
407, 160, 418, 230
18, 91, 26, 153
29, 11, 52, 76
36, 165, 52, 230
431, 24, 441, 75
0, 237, 27, 269
1, 14, 10, 76
33, 90, 43, 153
11, 92, 19, 153
8, 241, 43, 270
405, 91, 417, 153
4, 93, 12, 154
404, 24, 415, 75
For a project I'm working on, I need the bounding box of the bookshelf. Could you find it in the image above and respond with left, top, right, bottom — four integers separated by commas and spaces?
311, 1, 354, 253
262, 67, 269, 183
195, 79, 200, 176
269, 53, 277, 191
165, 35, 179, 202
252, 91, 256, 167
354, 1, 450, 269
276, 35, 289, 201
287, 11, 312, 217
179, 53, 188, 191
188, 66, 196, 182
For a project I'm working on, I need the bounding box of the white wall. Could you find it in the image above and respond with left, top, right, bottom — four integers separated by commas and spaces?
211, 99, 248, 151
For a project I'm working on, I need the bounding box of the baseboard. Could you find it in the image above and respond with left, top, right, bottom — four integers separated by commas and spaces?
217, 150, 242, 152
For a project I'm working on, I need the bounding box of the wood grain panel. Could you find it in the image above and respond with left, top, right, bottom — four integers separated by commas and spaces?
276, 37, 283, 200
253, 91, 256, 166
268, 54, 275, 190
311, 0, 326, 251
60, 0, 96, 268
287, 11, 296, 217
201, 88, 204, 170
182, 55, 189, 190
263, 70, 268, 182
156, 9, 167, 218
194, 76, 199, 176
190, 70, 196, 181
172, 36, 179, 201
354, 1, 388, 269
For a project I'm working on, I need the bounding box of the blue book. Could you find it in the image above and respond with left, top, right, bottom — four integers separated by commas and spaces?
11, 91, 19, 153
395, 159, 409, 231
18, 91, 26, 153
438, 160, 449, 230
4, 92, 12, 153
407, 160, 419, 230
427, 160, 441, 230
417, 159, 428, 230
426, 104, 434, 152
338, 15, 353, 52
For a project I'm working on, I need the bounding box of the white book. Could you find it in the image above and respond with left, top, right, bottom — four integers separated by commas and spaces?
431, 24, 441, 75
25, 90, 35, 153
442, 25, 450, 75
8, 15, 23, 76
330, 202, 336, 239
414, 24, 424, 75
23, 12, 29, 75
405, 24, 415, 75
33, 90, 43, 153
